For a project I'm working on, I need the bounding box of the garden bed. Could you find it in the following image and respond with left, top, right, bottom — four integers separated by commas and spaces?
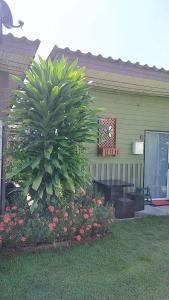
0, 232, 112, 255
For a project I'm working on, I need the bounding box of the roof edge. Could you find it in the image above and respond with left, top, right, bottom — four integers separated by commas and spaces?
48, 45, 169, 77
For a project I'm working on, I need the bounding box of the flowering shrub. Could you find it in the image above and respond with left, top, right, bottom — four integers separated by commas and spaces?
0, 198, 114, 248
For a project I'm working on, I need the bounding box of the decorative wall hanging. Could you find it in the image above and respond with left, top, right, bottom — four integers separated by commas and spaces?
98, 117, 120, 157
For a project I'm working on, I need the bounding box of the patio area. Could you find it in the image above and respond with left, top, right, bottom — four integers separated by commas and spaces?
136, 204, 169, 217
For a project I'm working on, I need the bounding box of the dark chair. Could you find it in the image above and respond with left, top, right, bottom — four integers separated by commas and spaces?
127, 192, 144, 211
115, 197, 135, 219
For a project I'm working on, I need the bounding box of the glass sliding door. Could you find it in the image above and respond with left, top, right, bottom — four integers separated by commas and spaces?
144, 131, 169, 199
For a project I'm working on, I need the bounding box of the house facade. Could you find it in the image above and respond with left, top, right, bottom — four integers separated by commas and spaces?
49, 46, 169, 200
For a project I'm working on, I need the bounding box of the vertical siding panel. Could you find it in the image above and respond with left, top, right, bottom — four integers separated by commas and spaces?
140, 164, 143, 187
112, 164, 115, 180
104, 164, 108, 180
108, 164, 113, 180
130, 164, 134, 184
92, 163, 96, 178
98, 164, 102, 180
135, 163, 139, 188
120, 164, 123, 181
125, 164, 128, 181
115, 164, 118, 179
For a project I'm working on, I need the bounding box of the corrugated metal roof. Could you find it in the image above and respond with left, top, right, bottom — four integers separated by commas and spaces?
49, 45, 169, 83
0, 33, 40, 76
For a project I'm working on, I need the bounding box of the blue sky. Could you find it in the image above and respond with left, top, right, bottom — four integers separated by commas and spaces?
4, 0, 169, 69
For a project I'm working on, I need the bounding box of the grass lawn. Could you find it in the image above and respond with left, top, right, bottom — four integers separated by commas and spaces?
0, 216, 169, 300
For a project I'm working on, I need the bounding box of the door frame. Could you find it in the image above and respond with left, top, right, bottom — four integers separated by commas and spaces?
144, 130, 169, 200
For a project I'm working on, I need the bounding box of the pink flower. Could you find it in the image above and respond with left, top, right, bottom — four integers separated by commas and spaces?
63, 212, 68, 220
86, 224, 92, 230
0, 222, 4, 232
63, 227, 68, 233
96, 199, 103, 206
0, 236, 2, 244
12, 206, 17, 211
48, 206, 55, 213
79, 189, 86, 196
52, 217, 59, 223
5, 206, 10, 212
18, 219, 24, 225
74, 235, 81, 241
48, 223, 56, 231
12, 213, 16, 218
3, 214, 11, 224
21, 236, 27, 242
88, 208, 93, 215
83, 213, 89, 220
79, 228, 85, 235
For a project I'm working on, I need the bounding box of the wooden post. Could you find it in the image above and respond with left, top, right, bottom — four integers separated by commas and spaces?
0, 123, 5, 214
0, 17, 2, 43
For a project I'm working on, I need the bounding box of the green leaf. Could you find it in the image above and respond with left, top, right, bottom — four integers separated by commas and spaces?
30, 200, 38, 213
46, 183, 53, 195
44, 162, 53, 175
44, 145, 53, 159
64, 177, 75, 193
6, 161, 30, 180
32, 174, 43, 191
31, 157, 41, 170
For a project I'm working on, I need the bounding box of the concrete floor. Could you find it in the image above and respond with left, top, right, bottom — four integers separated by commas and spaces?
136, 205, 169, 217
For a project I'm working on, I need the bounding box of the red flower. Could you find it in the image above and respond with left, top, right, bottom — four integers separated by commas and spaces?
79, 228, 85, 235
74, 235, 81, 241
96, 199, 103, 206
63, 212, 68, 218
21, 236, 27, 242
48, 206, 55, 213
83, 213, 89, 220
86, 224, 92, 230
12, 206, 17, 211
18, 219, 24, 225
48, 223, 56, 231
63, 212, 68, 220
5, 206, 10, 212
3, 214, 11, 224
88, 208, 93, 215
63, 227, 68, 233
52, 217, 59, 223
0, 222, 4, 232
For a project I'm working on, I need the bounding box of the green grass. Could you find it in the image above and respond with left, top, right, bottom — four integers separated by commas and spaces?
0, 216, 169, 300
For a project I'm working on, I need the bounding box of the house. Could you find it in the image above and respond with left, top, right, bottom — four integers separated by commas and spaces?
49, 45, 169, 201
0, 33, 40, 212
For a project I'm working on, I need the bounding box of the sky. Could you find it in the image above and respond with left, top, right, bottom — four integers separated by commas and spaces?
3, 0, 169, 69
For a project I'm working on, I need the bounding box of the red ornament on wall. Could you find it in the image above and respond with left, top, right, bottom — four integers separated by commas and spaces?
98, 117, 120, 157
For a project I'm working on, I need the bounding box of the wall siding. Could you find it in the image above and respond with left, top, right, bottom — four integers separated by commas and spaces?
88, 89, 169, 188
